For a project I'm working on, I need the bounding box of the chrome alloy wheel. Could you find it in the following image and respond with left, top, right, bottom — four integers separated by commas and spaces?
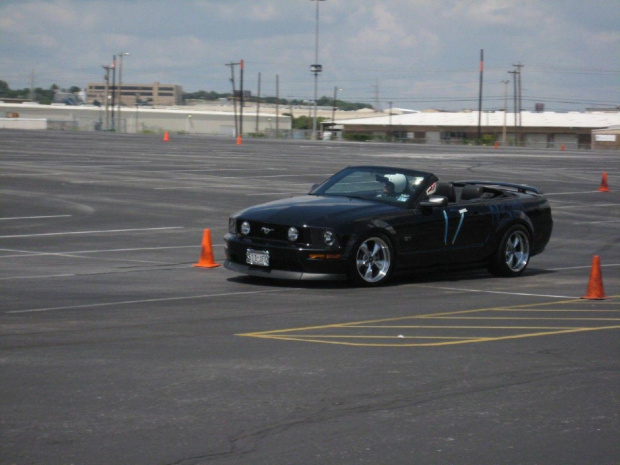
504, 229, 530, 273
355, 236, 392, 284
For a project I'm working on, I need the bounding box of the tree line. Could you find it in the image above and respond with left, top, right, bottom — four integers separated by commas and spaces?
1, 81, 372, 112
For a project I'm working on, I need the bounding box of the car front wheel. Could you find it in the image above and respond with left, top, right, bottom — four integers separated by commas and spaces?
349, 234, 394, 286
489, 225, 531, 277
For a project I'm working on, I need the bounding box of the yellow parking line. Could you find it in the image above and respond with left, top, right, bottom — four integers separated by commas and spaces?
237, 296, 619, 347
342, 324, 583, 330
420, 316, 620, 321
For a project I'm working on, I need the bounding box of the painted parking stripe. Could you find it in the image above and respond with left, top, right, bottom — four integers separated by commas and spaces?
0, 227, 184, 239
5, 289, 284, 314
0, 215, 72, 221
238, 297, 620, 347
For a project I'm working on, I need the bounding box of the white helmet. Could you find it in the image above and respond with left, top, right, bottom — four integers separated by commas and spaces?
385, 174, 407, 193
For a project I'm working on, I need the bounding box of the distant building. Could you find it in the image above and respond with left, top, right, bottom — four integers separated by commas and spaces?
52, 91, 83, 105
336, 110, 620, 149
86, 82, 183, 106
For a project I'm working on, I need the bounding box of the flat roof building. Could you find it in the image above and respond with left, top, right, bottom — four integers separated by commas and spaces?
86, 82, 183, 107
336, 110, 620, 149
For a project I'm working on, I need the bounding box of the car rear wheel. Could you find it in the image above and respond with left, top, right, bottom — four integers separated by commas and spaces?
349, 234, 394, 286
489, 225, 531, 277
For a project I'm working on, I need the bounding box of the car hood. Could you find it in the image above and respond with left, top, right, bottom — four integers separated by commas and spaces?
235, 195, 400, 227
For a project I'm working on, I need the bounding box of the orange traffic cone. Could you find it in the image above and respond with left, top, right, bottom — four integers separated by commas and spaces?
560, 143, 566, 151
236, 135, 242, 145
597, 172, 610, 192
494, 141, 499, 149
163, 131, 170, 142
581, 255, 607, 300
194, 229, 221, 268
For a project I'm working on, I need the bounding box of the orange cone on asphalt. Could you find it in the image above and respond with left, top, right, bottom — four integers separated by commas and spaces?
581, 255, 607, 300
194, 229, 221, 268
236, 135, 242, 145
597, 172, 610, 192
163, 131, 170, 142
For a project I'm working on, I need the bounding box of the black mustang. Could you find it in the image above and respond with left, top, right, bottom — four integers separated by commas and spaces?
224, 166, 553, 286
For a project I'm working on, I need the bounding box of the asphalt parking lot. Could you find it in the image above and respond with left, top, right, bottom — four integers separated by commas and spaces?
1, 129, 618, 465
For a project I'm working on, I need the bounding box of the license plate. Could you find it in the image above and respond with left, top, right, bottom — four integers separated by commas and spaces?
246, 249, 270, 267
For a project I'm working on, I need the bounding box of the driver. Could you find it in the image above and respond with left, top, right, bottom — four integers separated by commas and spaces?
383, 181, 396, 197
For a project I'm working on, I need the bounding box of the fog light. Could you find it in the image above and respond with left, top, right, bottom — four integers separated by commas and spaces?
288, 227, 299, 242
240, 221, 251, 235
323, 230, 336, 246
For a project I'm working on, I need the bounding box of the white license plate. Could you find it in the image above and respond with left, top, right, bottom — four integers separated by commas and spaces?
246, 249, 270, 267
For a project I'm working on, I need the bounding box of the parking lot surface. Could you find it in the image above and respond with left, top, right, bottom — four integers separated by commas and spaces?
1, 130, 619, 464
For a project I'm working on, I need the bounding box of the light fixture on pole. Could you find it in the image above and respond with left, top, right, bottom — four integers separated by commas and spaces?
310, 0, 325, 140
117, 52, 129, 132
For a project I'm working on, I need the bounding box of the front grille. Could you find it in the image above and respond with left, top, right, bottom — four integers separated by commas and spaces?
237, 220, 311, 244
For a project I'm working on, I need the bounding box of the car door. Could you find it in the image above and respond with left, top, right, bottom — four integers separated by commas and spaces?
391, 205, 461, 268
444, 199, 493, 263
393, 198, 493, 268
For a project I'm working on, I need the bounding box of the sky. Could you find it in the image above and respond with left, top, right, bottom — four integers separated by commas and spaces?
1, 0, 619, 111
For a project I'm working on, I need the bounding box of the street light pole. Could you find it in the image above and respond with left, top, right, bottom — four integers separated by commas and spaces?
310, 0, 325, 140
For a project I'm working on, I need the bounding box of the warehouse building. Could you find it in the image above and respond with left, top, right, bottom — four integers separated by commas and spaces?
336, 110, 620, 149
0, 102, 290, 135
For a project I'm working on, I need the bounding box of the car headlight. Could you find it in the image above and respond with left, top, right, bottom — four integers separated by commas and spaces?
228, 218, 237, 234
288, 227, 299, 242
323, 230, 336, 246
240, 221, 251, 235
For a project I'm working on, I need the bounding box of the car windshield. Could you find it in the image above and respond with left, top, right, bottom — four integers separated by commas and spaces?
312, 167, 427, 205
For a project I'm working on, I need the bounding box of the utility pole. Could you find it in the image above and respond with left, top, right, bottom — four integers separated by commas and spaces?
389, 101, 393, 142
310, 0, 325, 140
374, 79, 380, 112
501, 79, 509, 146
239, 59, 244, 145
512, 63, 524, 145
29, 70, 35, 101
332, 86, 342, 124
275, 74, 280, 138
117, 52, 129, 132
477, 49, 484, 143
255, 72, 261, 134
110, 55, 116, 131
102, 64, 112, 130
225, 62, 239, 139
509, 69, 518, 146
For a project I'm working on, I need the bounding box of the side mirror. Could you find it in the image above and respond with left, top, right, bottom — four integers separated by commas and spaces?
419, 195, 448, 212
309, 183, 320, 194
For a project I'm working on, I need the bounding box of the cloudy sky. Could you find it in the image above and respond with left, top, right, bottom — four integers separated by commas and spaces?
1, 0, 618, 111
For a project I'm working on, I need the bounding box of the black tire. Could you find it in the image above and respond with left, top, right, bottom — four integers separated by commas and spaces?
489, 225, 531, 277
348, 233, 394, 286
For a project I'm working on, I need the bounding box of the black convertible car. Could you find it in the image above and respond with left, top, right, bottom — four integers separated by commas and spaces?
224, 166, 553, 286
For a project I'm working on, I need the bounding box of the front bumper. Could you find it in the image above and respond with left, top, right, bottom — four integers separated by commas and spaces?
223, 260, 346, 281
224, 233, 348, 281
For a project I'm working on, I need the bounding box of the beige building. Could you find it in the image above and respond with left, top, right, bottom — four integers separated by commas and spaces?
86, 82, 183, 106
337, 110, 620, 149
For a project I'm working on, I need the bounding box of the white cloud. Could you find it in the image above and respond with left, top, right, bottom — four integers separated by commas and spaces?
0, 0, 617, 110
